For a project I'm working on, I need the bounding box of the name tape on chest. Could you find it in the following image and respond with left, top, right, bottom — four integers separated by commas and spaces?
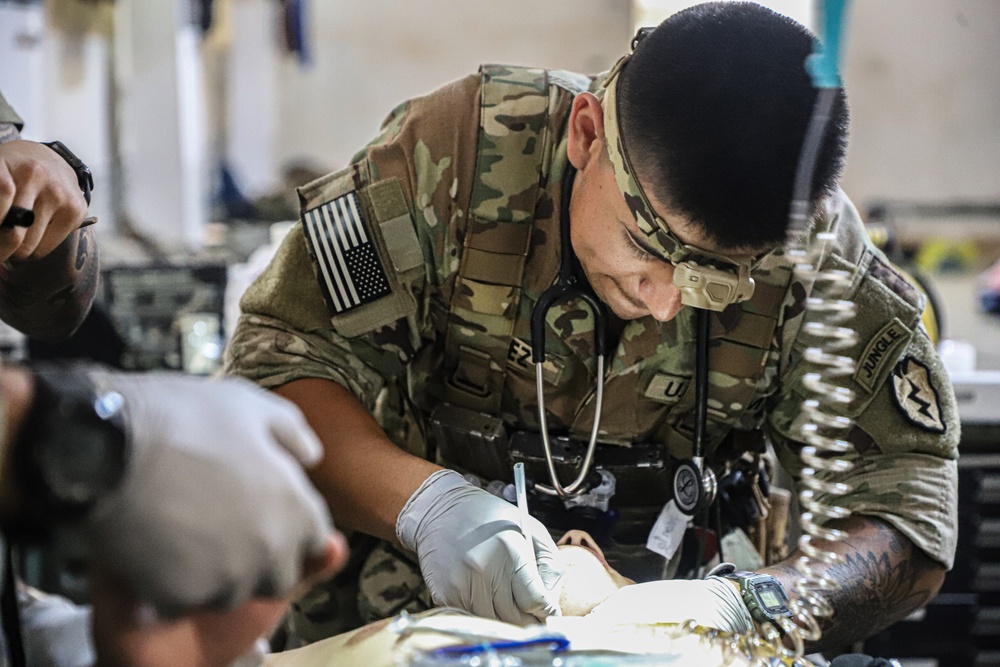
507, 337, 564, 384
644, 373, 691, 405
892, 356, 946, 433
302, 192, 392, 315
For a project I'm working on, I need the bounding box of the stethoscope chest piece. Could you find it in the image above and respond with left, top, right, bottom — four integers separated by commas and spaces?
672, 459, 717, 515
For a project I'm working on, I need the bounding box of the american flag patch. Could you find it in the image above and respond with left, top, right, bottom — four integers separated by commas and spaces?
302, 192, 392, 315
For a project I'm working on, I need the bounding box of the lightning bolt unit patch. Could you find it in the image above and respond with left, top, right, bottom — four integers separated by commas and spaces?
891, 356, 946, 433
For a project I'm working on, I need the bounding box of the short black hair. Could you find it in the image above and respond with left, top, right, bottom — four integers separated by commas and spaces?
618, 1, 849, 250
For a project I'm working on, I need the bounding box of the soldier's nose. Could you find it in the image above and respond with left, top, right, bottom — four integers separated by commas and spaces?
638, 275, 683, 322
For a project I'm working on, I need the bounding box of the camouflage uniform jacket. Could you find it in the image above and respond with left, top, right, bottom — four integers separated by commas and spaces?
0, 90, 23, 130
226, 67, 959, 580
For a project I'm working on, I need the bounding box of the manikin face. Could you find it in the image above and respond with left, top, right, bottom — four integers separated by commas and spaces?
555, 530, 634, 616
266, 534, 752, 667
565, 93, 739, 322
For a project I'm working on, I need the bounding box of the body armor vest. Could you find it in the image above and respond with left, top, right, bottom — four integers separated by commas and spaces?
441, 65, 794, 481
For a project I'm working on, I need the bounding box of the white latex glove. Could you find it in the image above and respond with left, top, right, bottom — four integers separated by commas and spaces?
82, 371, 334, 618
585, 577, 753, 634
396, 469, 563, 624
18, 585, 94, 667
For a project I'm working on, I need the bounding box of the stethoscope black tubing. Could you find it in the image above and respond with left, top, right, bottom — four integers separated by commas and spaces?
693, 308, 710, 461
530, 161, 709, 464
530, 164, 608, 364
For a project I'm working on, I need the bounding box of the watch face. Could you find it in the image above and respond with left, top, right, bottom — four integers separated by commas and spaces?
41, 422, 125, 505
752, 579, 791, 617
758, 588, 783, 609
20, 369, 129, 525
37, 390, 127, 509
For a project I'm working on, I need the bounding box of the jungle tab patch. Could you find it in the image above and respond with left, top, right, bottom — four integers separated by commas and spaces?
891, 356, 946, 433
302, 192, 391, 315
855, 318, 911, 393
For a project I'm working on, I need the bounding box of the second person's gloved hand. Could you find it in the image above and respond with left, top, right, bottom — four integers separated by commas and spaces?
585, 577, 753, 634
396, 469, 563, 625
82, 371, 338, 618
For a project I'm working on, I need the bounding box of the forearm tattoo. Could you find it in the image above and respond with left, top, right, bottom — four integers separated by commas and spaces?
769, 516, 944, 653
0, 123, 19, 145
0, 227, 100, 341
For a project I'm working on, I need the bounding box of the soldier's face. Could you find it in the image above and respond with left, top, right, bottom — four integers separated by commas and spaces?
567, 94, 713, 322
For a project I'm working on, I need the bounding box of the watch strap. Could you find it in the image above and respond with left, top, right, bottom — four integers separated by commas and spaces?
6, 364, 126, 541
6, 365, 66, 540
708, 562, 792, 624
42, 141, 93, 205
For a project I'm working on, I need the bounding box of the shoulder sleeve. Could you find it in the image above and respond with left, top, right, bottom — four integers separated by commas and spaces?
225, 74, 483, 409
765, 192, 959, 568
768, 328, 959, 568
0, 90, 24, 130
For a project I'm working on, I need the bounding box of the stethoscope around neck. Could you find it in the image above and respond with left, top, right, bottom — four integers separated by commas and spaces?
528, 165, 716, 514
529, 165, 608, 498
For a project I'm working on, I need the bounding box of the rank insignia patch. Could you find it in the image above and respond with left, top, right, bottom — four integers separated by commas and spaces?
891, 356, 945, 433
302, 192, 391, 315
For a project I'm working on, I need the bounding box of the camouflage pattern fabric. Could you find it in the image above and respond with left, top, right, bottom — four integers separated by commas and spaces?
226, 66, 959, 646
0, 90, 23, 130
277, 536, 433, 648
356, 542, 433, 623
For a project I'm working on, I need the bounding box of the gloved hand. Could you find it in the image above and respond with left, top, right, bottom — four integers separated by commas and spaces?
82, 371, 336, 618
396, 469, 563, 624
18, 585, 94, 667
585, 577, 753, 634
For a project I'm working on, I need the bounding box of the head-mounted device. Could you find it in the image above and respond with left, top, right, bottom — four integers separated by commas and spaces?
601, 45, 758, 312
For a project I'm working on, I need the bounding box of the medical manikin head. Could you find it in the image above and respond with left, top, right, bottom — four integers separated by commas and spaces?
264, 530, 637, 667
263, 530, 763, 667
555, 530, 634, 616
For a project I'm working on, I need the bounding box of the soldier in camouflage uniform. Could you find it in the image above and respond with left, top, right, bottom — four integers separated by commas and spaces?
226, 2, 958, 653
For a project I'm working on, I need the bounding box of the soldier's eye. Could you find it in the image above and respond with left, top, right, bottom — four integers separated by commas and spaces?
622, 228, 655, 262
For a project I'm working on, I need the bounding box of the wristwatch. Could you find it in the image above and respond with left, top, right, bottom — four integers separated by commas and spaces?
9, 364, 128, 536
713, 563, 792, 624
42, 140, 94, 205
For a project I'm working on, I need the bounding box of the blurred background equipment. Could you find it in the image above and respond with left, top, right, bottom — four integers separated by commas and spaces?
101, 263, 227, 373
861, 199, 1000, 666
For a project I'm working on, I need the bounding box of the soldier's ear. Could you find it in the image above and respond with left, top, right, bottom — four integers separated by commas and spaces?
567, 93, 605, 171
